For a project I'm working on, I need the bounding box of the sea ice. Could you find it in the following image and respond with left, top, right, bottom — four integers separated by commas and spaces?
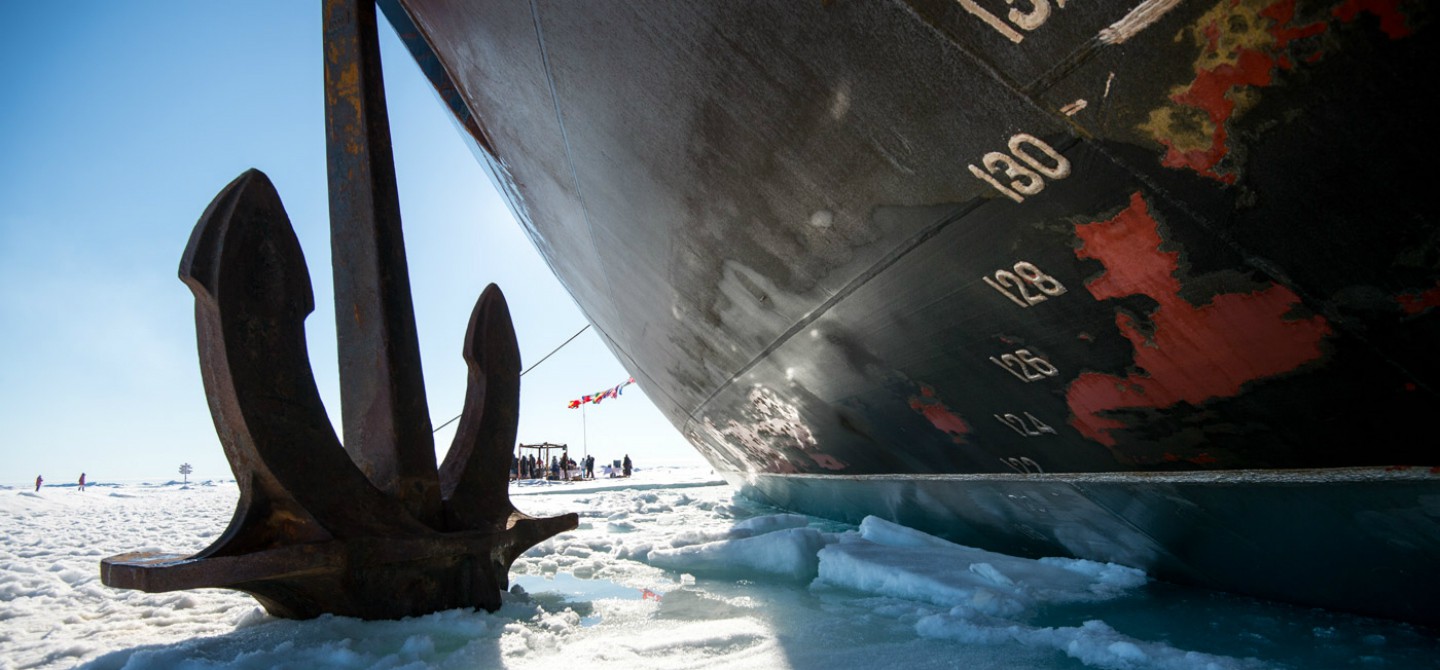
2, 467, 1436, 669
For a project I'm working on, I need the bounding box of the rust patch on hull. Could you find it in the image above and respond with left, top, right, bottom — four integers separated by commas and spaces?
702, 386, 850, 473
1139, 0, 1414, 183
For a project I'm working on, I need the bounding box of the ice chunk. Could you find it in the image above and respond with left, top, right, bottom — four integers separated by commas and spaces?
818, 516, 1147, 614
668, 512, 810, 548
648, 527, 826, 581
817, 539, 1028, 617
731, 513, 809, 534
919, 617, 1269, 669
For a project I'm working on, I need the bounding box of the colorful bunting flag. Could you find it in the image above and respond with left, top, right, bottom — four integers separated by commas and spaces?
567, 377, 637, 408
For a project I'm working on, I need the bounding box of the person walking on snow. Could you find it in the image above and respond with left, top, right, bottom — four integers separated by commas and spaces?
35, 475, 42, 491
78, 473, 86, 492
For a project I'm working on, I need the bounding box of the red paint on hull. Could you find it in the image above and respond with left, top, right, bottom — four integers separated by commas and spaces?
908, 383, 971, 444
1397, 282, 1440, 315
1065, 193, 1333, 454
1334, 0, 1413, 38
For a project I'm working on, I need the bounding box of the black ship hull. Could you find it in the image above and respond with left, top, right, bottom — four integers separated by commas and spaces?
380, 0, 1440, 623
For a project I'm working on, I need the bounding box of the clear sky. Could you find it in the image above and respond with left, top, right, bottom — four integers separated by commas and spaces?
0, 2, 704, 484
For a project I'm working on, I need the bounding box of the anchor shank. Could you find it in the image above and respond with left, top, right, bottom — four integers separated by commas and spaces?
322, 0, 439, 526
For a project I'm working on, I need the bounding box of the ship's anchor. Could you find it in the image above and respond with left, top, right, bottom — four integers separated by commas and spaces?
99, 0, 576, 620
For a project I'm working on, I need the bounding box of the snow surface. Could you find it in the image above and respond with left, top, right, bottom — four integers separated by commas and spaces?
2, 468, 1436, 669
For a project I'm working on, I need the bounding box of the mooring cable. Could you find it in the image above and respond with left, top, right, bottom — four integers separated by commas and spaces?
431, 323, 591, 434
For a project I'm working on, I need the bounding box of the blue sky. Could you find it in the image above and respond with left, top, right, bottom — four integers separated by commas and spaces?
0, 2, 701, 484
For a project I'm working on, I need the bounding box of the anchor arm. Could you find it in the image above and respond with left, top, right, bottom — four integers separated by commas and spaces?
180, 169, 431, 545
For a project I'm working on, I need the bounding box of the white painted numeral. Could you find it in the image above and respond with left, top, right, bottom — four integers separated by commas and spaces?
983, 261, 1067, 307
990, 349, 1058, 382
995, 412, 1058, 437
957, 0, 1064, 44
1009, 134, 1071, 179
969, 133, 1071, 202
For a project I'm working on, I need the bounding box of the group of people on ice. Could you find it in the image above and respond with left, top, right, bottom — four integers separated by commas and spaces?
512, 454, 631, 481
512, 453, 584, 481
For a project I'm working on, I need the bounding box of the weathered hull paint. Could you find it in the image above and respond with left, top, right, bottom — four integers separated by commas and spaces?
1066, 192, 1334, 455
380, 0, 1439, 623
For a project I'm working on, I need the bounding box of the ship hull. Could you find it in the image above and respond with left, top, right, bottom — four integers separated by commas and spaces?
733, 468, 1439, 623
381, 0, 1440, 623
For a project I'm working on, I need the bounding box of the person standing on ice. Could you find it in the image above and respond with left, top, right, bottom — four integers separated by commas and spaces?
623, 454, 632, 477
78, 473, 86, 492
35, 474, 42, 491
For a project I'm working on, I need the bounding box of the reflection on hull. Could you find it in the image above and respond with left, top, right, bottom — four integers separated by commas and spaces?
380, 0, 1440, 623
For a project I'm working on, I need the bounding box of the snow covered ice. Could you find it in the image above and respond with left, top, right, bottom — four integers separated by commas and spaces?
2, 469, 1436, 669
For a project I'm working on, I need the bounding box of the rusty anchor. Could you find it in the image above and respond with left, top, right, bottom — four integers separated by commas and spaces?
99, 0, 576, 620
